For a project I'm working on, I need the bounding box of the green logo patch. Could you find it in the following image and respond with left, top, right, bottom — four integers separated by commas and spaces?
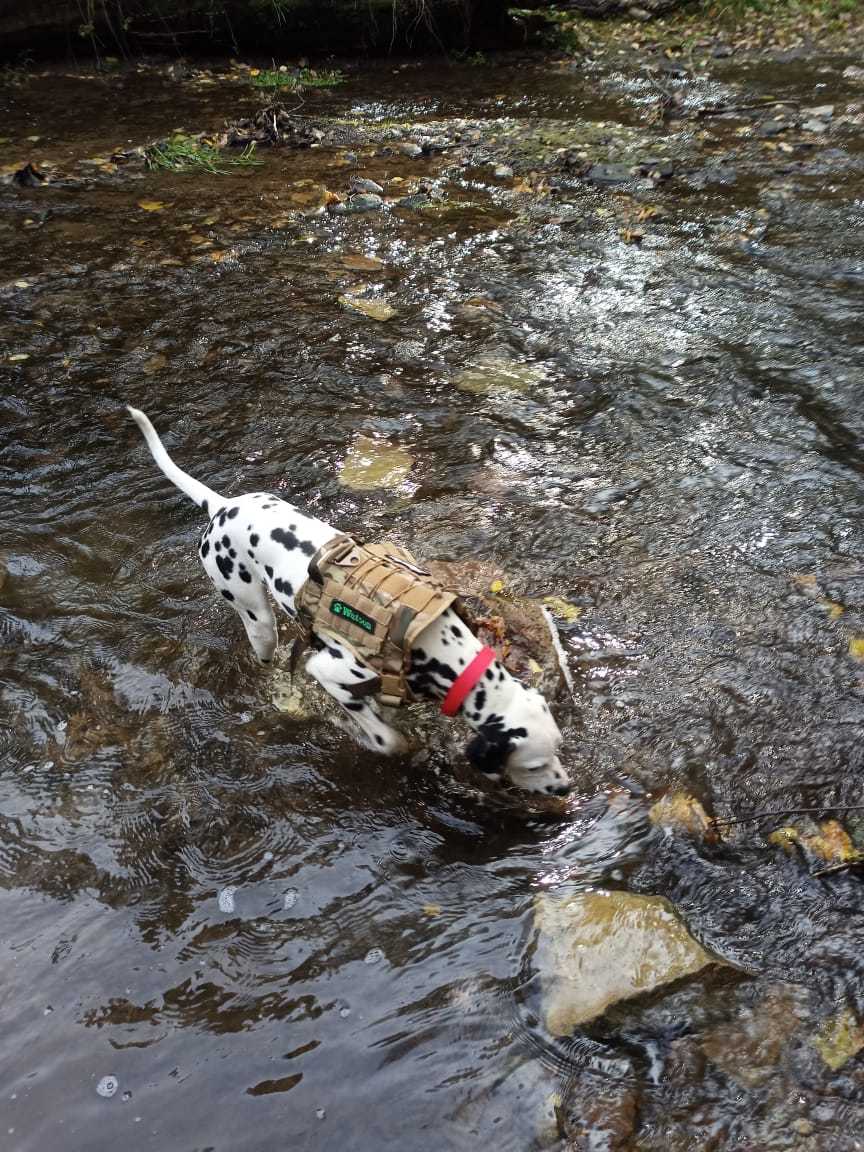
330, 599, 375, 634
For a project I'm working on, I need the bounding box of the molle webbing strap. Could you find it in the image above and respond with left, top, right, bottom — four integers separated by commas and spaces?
295, 537, 460, 706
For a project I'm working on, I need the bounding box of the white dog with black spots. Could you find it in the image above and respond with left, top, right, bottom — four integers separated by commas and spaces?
129, 408, 571, 796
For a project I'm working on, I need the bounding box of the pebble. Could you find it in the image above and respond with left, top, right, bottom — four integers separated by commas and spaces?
804, 104, 834, 119
217, 886, 237, 913
586, 163, 634, 185
397, 142, 423, 159
96, 1076, 118, 1099
758, 120, 791, 138
332, 193, 383, 214
350, 177, 384, 195
493, 164, 514, 179
802, 119, 828, 134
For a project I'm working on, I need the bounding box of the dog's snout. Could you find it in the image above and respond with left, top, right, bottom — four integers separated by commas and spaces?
547, 782, 572, 797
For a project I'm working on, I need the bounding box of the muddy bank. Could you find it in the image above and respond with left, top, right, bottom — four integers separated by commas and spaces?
0, 0, 513, 61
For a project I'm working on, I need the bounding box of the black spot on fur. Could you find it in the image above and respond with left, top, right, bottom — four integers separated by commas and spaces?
485, 669, 494, 682
239, 566, 252, 584
222, 535, 231, 548
247, 610, 257, 621
265, 565, 274, 578
451, 624, 463, 638
201, 498, 209, 515
200, 540, 210, 558
229, 549, 236, 559
271, 527, 299, 551
249, 534, 259, 547
274, 576, 293, 596
227, 507, 239, 519
375, 734, 384, 746
474, 689, 486, 712
216, 553, 234, 580
351, 667, 366, 678
248, 550, 255, 559
344, 700, 364, 713
214, 541, 222, 552
221, 589, 234, 601
327, 645, 343, 660
301, 540, 315, 557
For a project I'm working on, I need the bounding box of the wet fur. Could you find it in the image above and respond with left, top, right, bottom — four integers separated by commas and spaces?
128, 408, 570, 796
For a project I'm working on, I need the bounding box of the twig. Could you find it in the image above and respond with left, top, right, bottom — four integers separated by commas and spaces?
697, 99, 800, 119
714, 803, 864, 828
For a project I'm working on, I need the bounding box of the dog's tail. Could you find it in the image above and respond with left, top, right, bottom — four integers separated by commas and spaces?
127, 407, 222, 513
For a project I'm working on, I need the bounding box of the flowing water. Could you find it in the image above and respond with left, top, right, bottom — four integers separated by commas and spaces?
2, 47, 864, 1151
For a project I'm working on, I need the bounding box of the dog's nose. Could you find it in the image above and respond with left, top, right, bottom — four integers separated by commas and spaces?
552, 783, 571, 797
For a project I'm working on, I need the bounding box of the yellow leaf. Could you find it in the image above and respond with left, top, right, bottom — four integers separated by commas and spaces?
849, 636, 864, 661
649, 792, 715, 840
422, 904, 442, 917
249, 68, 260, 76
823, 600, 844, 619
338, 294, 395, 322
542, 595, 582, 623
137, 200, 165, 212
813, 1009, 864, 1070
489, 579, 506, 595
14, 280, 29, 289
7, 353, 29, 362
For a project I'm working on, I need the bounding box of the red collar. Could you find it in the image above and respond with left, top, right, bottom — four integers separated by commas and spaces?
440, 646, 497, 717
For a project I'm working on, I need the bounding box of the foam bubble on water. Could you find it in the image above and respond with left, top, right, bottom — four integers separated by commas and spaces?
96, 1075, 118, 1099
283, 889, 298, 910
218, 886, 237, 913
315, 1108, 326, 1121
363, 948, 384, 965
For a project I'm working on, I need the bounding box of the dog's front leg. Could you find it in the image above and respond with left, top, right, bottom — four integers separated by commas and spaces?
304, 643, 407, 755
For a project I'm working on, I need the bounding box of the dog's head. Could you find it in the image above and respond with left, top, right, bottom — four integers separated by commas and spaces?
465, 686, 570, 796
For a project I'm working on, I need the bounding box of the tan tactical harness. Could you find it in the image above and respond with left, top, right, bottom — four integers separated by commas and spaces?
295, 535, 462, 707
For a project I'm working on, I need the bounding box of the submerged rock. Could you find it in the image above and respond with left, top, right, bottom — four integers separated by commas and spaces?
534, 890, 715, 1034
586, 163, 635, 186
702, 985, 807, 1087
331, 192, 383, 214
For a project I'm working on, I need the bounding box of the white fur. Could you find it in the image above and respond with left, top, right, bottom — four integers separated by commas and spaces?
128, 408, 570, 796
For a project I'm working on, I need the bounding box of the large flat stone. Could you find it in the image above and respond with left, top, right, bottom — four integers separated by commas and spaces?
535, 890, 715, 1035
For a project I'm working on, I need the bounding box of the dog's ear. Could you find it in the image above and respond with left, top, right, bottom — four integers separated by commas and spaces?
465, 733, 512, 776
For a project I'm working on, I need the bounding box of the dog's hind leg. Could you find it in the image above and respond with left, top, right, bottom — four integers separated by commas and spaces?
200, 548, 278, 664
304, 643, 406, 755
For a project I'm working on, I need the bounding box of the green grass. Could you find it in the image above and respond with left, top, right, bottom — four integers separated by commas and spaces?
249, 67, 345, 90
144, 134, 262, 175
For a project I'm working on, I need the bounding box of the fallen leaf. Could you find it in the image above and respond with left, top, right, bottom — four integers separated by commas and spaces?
542, 595, 582, 623
849, 636, 864, 661
813, 1009, 864, 1071
7, 353, 29, 362
338, 294, 395, 322
650, 792, 716, 841
339, 435, 414, 491
137, 200, 165, 212
489, 579, 506, 595
823, 600, 845, 619
769, 819, 864, 870
422, 904, 442, 917
14, 280, 29, 289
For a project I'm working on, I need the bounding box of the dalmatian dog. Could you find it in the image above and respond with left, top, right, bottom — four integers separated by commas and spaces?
128, 408, 571, 796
